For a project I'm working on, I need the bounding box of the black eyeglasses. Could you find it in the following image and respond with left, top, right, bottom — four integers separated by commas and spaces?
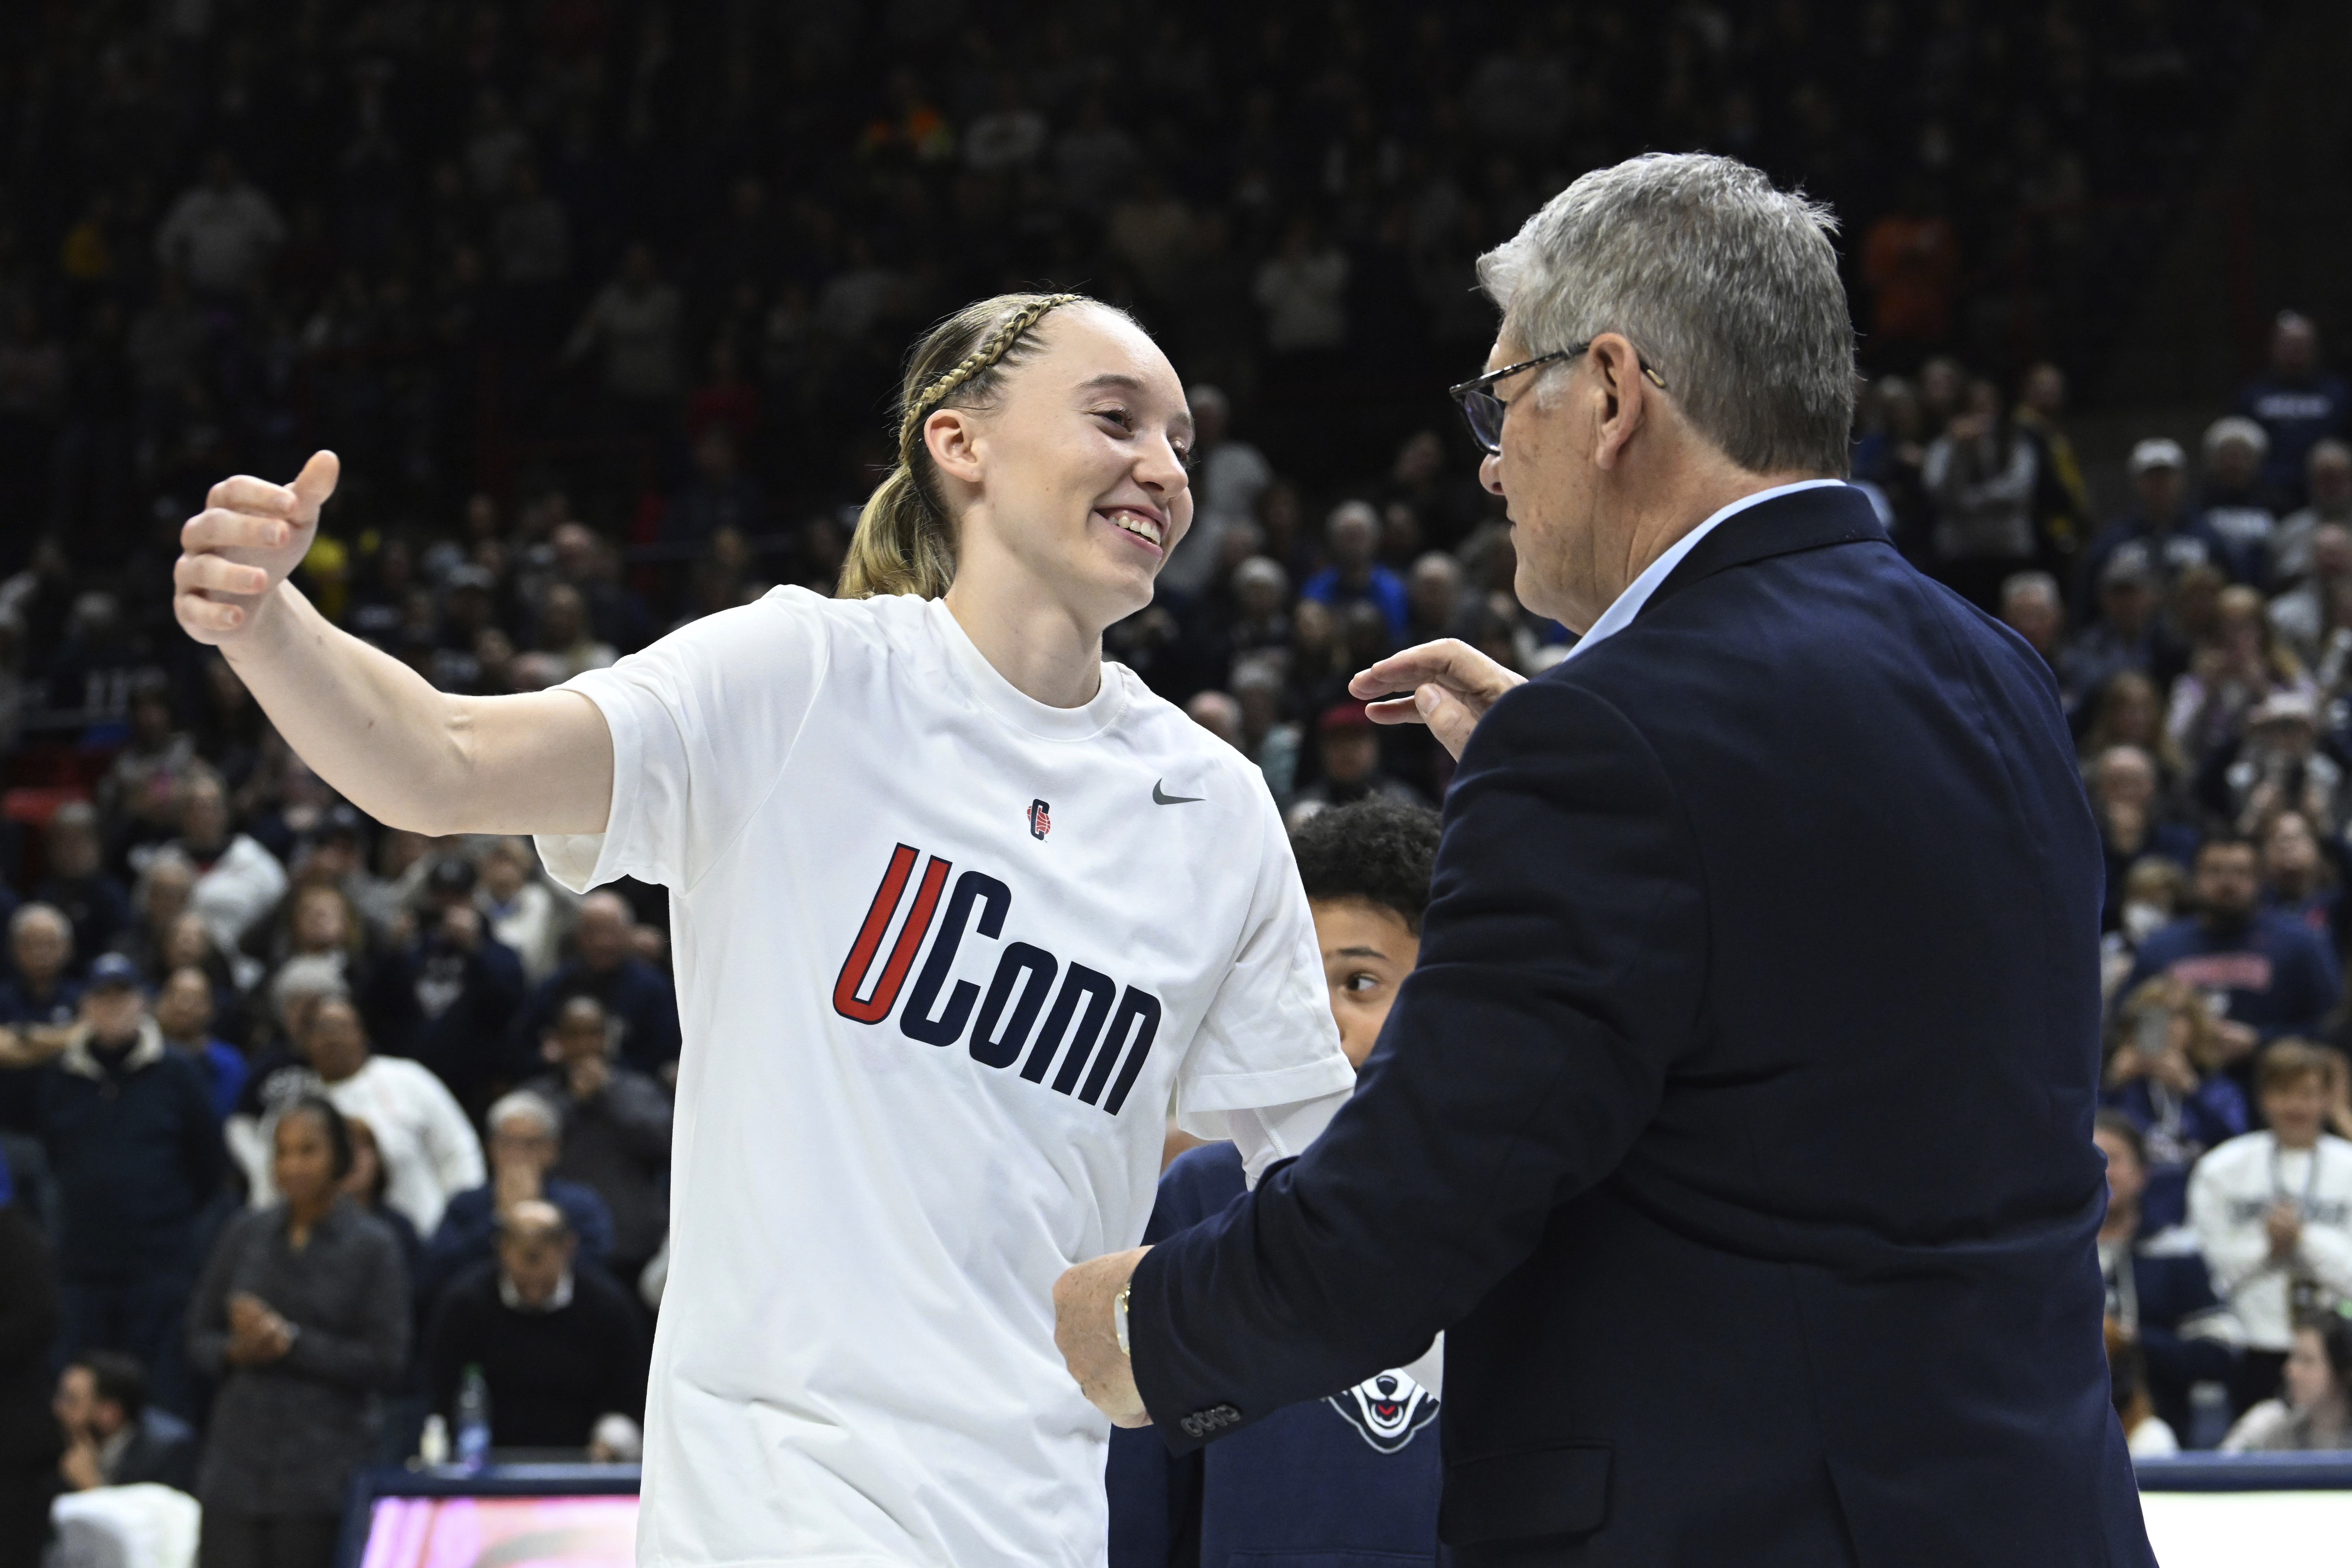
1447, 342, 1669, 455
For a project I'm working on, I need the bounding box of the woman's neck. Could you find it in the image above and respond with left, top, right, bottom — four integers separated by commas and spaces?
285, 1193, 333, 1243
943, 570, 1107, 710
2098, 1199, 2140, 1245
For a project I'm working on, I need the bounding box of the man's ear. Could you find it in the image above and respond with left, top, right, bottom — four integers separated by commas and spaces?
924, 408, 986, 486
1585, 333, 1652, 473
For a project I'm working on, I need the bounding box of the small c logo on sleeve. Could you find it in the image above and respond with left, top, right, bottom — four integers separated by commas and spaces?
1027, 800, 1052, 840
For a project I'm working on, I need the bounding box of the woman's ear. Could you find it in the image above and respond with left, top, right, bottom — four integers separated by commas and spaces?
925, 408, 986, 486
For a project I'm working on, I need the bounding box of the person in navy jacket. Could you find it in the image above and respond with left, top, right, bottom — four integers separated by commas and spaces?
2124, 837, 2341, 1074
1109, 798, 1445, 1568
1055, 154, 2153, 1567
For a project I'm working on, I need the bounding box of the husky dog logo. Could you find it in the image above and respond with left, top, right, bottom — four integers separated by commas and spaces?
1326, 1367, 1439, 1454
1027, 800, 1052, 840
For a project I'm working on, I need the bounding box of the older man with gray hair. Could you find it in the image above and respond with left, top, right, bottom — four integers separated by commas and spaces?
1056, 153, 2151, 1566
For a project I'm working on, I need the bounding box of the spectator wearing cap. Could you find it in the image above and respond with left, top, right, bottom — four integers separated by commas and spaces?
2196, 690, 2344, 841
2092, 1113, 2241, 1449
2164, 584, 2313, 765
423, 1198, 648, 1456
54, 1350, 199, 1493
2267, 521, 2352, 670
2235, 311, 2351, 507
154, 964, 246, 1121
416, 1091, 614, 1308
523, 995, 672, 1282
37, 952, 226, 1419
1299, 502, 1410, 645
2125, 838, 2341, 1072
33, 802, 130, 967
2198, 416, 2281, 576
511, 892, 680, 1079
2060, 546, 2170, 704
1290, 703, 1424, 819
2074, 439, 2238, 622
2269, 440, 2352, 587
370, 856, 526, 1106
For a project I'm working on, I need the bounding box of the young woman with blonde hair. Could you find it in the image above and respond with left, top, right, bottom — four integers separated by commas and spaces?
169, 291, 1353, 1566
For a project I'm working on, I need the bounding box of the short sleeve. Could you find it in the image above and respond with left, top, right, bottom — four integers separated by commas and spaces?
1174, 782, 1354, 1125
536, 589, 832, 894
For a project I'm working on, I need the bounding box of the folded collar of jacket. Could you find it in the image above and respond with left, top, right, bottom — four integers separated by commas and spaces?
59, 1017, 166, 1081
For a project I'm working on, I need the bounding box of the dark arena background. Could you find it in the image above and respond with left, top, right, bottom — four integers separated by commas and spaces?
4, 2, 2352, 1565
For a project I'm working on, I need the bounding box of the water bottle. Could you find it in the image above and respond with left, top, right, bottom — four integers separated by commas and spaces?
456, 1364, 493, 1472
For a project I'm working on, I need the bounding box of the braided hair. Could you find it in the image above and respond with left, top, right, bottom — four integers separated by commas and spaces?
840, 291, 1116, 599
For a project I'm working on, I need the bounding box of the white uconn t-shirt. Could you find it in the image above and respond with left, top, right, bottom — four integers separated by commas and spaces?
535, 589, 1351, 1568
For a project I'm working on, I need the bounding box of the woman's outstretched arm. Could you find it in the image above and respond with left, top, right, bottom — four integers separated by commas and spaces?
175, 451, 613, 837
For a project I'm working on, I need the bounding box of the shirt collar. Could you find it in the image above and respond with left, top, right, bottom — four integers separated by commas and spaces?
500, 1268, 575, 1314
1556, 479, 1848, 666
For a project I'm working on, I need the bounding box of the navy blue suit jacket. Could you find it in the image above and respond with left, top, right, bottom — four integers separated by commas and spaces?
1128, 485, 2154, 1567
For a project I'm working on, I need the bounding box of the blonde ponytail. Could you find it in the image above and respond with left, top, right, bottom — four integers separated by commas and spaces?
836, 291, 1089, 600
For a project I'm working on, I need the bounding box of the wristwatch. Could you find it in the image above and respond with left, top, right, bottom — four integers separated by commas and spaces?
1113, 1281, 1133, 1357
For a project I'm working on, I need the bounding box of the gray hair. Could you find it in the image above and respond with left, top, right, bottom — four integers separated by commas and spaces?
1999, 571, 2061, 611
487, 1090, 561, 1140
1233, 556, 1290, 599
1476, 153, 1855, 476
2202, 415, 2269, 462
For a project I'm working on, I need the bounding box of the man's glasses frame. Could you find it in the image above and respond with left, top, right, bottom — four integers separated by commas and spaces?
1448, 342, 1669, 455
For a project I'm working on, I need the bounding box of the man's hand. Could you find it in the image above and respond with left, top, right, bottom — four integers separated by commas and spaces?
1052, 1247, 1152, 1428
2266, 1200, 2303, 1262
493, 1153, 545, 1215
564, 1051, 612, 1101
174, 450, 340, 645
2214, 1020, 2261, 1063
59, 1435, 103, 1492
1350, 638, 1526, 761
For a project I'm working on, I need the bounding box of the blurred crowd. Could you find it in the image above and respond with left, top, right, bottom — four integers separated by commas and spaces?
0, 0, 2342, 1560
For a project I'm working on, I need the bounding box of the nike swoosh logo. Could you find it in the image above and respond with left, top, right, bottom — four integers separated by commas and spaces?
1152, 780, 1205, 805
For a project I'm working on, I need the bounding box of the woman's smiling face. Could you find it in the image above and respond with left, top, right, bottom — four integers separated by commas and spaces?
928, 305, 1195, 632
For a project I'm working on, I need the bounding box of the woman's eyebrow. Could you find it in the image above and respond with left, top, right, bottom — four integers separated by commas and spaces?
1075, 373, 1194, 438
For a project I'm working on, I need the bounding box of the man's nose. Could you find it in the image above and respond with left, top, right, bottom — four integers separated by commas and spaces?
1479, 452, 1503, 496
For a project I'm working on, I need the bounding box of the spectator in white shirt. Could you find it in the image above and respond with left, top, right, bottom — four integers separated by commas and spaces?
476, 838, 571, 984
1156, 386, 1272, 597
2220, 1314, 2352, 1452
2268, 439, 2352, 586
563, 244, 682, 410
1254, 217, 1350, 354
153, 152, 286, 297
159, 772, 286, 957
237, 997, 484, 1238
2189, 1040, 2352, 1414
963, 77, 1047, 175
